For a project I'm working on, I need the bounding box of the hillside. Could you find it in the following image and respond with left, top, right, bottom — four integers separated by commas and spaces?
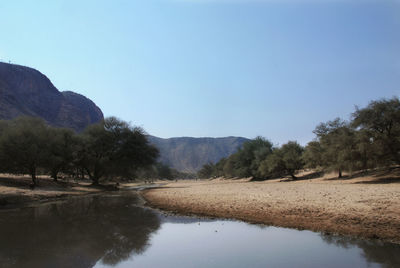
0, 62, 103, 132
148, 136, 249, 173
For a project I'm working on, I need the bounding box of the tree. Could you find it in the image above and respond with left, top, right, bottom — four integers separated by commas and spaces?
110, 124, 159, 178
222, 154, 239, 178
259, 150, 285, 178
352, 97, 400, 165
218, 136, 273, 178
135, 162, 183, 181
46, 128, 78, 181
76, 123, 113, 184
259, 141, 304, 179
77, 117, 159, 185
238, 136, 273, 177
303, 141, 323, 169
198, 162, 215, 179
213, 157, 227, 177
280, 141, 305, 178
353, 129, 377, 169
0, 117, 51, 185
314, 118, 359, 178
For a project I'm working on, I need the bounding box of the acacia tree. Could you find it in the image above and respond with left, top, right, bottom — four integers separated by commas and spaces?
259, 141, 304, 179
303, 141, 323, 169
46, 128, 78, 181
221, 153, 242, 178
220, 137, 273, 178
258, 150, 285, 178
314, 118, 359, 178
198, 162, 215, 179
352, 97, 400, 166
0, 117, 50, 185
77, 117, 159, 185
353, 129, 377, 169
213, 157, 227, 178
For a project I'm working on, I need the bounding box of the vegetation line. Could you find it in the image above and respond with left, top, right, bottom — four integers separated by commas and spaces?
199, 97, 400, 181
0, 117, 160, 186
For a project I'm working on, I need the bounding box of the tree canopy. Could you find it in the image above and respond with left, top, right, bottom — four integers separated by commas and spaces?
0, 116, 160, 185
352, 97, 400, 165
0, 117, 51, 185
198, 137, 274, 179
198, 97, 400, 180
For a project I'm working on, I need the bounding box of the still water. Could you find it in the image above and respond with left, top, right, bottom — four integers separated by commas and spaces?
0, 192, 399, 268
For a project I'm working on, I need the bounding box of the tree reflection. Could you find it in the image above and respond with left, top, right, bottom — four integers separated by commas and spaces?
0, 193, 160, 268
320, 233, 400, 268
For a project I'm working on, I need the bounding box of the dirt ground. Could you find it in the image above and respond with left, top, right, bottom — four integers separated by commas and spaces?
142, 169, 400, 244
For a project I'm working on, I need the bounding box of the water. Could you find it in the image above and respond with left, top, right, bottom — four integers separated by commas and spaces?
0, 192, 399, 268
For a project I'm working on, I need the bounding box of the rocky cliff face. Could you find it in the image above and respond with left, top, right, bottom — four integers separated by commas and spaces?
0, 62, 103, 132
148, 136, 249, 173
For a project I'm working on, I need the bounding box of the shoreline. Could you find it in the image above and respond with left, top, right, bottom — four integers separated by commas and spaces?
0, 190, 108, 210
3, 174, 400, 244
0, 174, 159, 209
141, 175, 400, 244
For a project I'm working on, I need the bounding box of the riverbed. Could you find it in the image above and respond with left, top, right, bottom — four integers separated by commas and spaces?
0, 191, 399, 268
142, 177, 400, 243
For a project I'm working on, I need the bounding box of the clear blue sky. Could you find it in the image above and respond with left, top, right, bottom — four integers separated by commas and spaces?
0, 0, 399, 145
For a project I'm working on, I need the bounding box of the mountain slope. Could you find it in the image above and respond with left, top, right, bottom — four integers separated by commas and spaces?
148, 136, 249, 173
0, 62, 103, 132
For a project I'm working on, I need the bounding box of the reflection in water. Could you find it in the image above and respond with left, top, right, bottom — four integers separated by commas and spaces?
0, 193, 160, 268
102, 221, 393, 268
320, 234, 400, 268
0, 193, 399, 268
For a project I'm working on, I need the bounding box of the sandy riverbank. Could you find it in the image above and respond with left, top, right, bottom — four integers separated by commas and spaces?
0, 174, 155, 208
142, 170, 400, 244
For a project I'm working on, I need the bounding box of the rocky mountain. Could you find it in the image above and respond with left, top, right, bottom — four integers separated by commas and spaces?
148, 136, 249, 173
0, 62, 248, 172
0, 62, 103, 132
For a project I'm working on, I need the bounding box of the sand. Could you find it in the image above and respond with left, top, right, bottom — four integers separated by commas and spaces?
142, 171, 400, 244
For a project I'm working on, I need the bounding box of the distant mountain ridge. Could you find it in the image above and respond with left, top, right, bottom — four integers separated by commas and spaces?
0, 62, 103, 132
148, 136, 249, 173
